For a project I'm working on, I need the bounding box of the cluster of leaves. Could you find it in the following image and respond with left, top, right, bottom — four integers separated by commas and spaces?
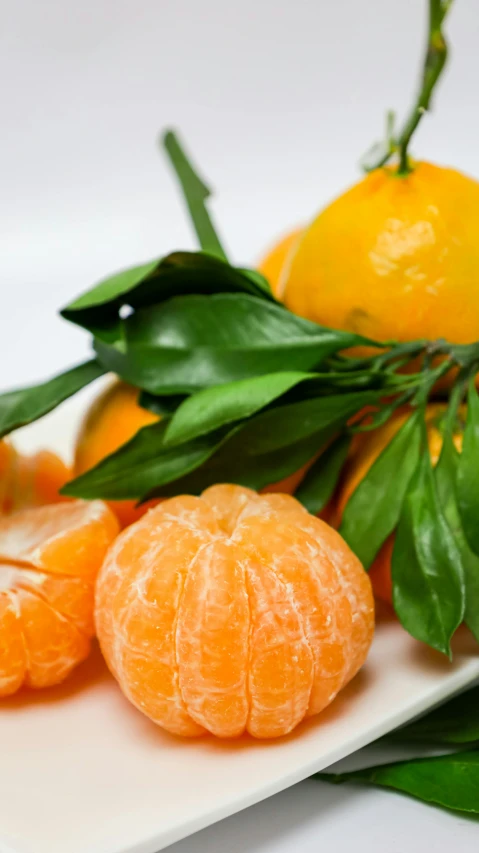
316, 683, 479, 816
1, 130, 479, 660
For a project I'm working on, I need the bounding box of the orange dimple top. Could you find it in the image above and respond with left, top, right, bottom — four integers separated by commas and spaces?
0, 500, 119, 696
96, 485, 374, 739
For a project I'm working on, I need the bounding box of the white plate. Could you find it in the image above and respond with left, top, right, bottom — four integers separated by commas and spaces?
1, 395, 479, 853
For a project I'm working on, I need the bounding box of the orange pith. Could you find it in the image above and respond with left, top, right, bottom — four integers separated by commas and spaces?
96, 484, 374, 739
0, 500, 119, 696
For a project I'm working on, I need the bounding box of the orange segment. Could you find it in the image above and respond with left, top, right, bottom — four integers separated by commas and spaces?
0, 590, 26, 697
0, 440, 71, 514
177, 539, 250, 737
245, 555, 314, 738
0, 500, 119, 695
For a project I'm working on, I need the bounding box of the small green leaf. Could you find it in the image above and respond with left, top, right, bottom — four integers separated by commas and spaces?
162, 130, 228, 262
339, 412, 422, 568
387, 685, 479, 746
0, 360, 105, 438
94, 294, 371, 394
435, 431, 479, 642
457, 381, 479, 556
315, 751, 479, 814
62, 421, 230, 500
294, 433, 351, 514
164, 371, 315, 447
392, 438, 466, 657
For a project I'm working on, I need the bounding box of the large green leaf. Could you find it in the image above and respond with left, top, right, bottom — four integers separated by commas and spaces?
0, 360, 105, 438
62, 421, 230, 500
294, 433, 351, 515
435, 431, 479, 642
94, 294, 370, 394
392, 440, 466, 657
61, 251, 275, 335
339, 412, 422, 568
315, 751, 479, 814
387, 685, 479, 746
457, 381, 479, 556
162, 130, 228, 262
163, 371, 316, 447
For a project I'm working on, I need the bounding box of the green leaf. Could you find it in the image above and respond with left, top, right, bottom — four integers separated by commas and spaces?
392, 436, 466, 657
315, 751, 479, 814
147, 392, 376, 500
339, 412, 422, 568
62, 421, 230, 500
294, 433, 352, 514
457, 381, 479, 556
94, 294, 370, 394
387, 685, 479, 746
61, 251, 275, 334
138, 391, 187, 416
163, 371, 315, 447
162, 129, 228, 262
0, 360, 105, 438
435, 431, 479, 642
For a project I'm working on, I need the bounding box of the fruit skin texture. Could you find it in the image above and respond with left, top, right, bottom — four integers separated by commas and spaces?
0, 500, 119, 696
96, 484, 374, 739
281, 163, 479, 345
258, 227, 304, 298
74, 381, 159, 527
0, 440, 71, 514
336, 404, 463, 605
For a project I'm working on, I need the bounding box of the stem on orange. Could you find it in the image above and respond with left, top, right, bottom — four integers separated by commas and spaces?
396, 0, 454, 175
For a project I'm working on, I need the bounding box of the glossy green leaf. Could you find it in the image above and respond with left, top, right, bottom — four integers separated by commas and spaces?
0, 360, 105, 438
294, 433, 351, 514
392, 440, 466, 657
315, 751, 479, 814
62, 421, 230, 500
457, 381, 479, 556
163, 129, 228, 262
435, 432, 479, 642
61, 251, 275, 334
388, 685, 479, 745
163, 371, 315, 447
147, 393, 375, 500
339, 412, 422, 568
94, 294, 370, 394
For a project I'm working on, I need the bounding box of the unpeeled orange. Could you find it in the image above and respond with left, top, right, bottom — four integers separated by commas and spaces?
0, 500, 119, 696
96, 484, 374, 738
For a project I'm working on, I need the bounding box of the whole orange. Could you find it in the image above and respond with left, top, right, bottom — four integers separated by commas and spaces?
74, 381, 159, 527
336, 404, 464, 604
267, 163, 479, 346
96, 485, 374, 738
258, 227, 304, 298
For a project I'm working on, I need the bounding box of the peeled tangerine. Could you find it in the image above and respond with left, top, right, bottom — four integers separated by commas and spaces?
0, 500, 119, 696
96, 485, 374, 739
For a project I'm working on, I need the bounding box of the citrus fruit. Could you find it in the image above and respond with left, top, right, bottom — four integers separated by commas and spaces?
258, 227, 304, 298
336, 404, 463, 605
279, 163, 479, 346
96, 484, 374, 738
74, 381, 159, 527
0, 500, 119, 696
0, 440, 71, 514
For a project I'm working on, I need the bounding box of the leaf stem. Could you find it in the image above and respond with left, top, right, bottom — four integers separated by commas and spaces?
396, 0, 453, 175
162, 130, 229, 262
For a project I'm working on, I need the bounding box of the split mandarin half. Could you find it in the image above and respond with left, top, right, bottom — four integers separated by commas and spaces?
0, 500, 119, 696
96, 484, 374, 738
0, 439, 71, 514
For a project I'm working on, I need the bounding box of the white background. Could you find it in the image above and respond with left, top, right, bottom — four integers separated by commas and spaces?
2, 1, 479, 850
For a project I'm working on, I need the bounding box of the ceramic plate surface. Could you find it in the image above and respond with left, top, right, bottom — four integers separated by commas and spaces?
1, 394, 478, 853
